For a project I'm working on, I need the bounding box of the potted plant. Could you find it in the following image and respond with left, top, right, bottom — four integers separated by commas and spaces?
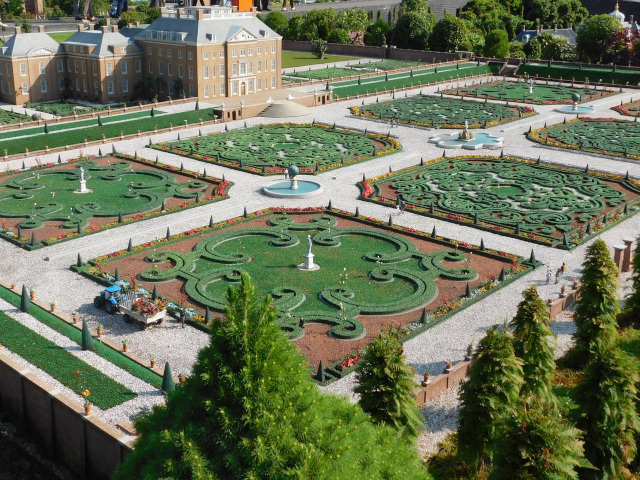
50, 301, 57, 312
572, 277, 579, 289
560, 285, 566, 297
29, 287, 35, 300
178, 373, 186, 384
150, 356, 157, 369
96, 323, 103, 337
444, 360, 453, 373
72, 311, 79, 324
82, 389, 92, 415
422, 369, 431, 386
466, 340, 474, 357
122, 339, 128, 352
11, 283, 16, 290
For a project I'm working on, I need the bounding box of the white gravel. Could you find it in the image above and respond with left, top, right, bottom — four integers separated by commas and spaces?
0, 76, 638, 432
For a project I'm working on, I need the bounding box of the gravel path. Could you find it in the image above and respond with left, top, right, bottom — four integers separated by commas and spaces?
0, 75, 638, 431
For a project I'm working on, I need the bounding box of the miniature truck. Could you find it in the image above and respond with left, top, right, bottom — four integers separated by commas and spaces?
93, 285, 166, 329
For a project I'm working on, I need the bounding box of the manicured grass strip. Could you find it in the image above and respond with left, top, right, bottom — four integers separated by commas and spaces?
0, 310, 135, 409
0, 110, 162, 142
331, 64, 499, 99
0, 286, 163, 389
281, 51, 361, 69
518, 63, 640, 86
0, 108, 217, 155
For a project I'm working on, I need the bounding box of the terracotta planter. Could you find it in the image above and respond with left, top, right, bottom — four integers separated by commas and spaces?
178, 375, 186, 384
467, 347, 473, 356
150, 359, 157, 369
73, 316, 78, 324
11, 283, 16, 290
123, 344, 128, 352
84, 404, 92, 415
30, 292, 35, 300
50, 305, 56, 312
97, 327, 103, 337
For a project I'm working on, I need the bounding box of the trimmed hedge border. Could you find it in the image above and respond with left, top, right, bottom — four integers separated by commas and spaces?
0, 284, 163, 390
359, 154, 640, 251
0, 153, 232, 251
0, 310, 136, 409
71, 206, 539, 385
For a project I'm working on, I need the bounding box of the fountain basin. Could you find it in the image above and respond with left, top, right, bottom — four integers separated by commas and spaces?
261, 180, 324, 198
429, 132, 504, 150
554, 105, 594, 114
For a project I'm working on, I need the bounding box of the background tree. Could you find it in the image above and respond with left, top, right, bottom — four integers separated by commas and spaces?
334, 7, 369, 34
391, 11, 435, 50
429, 14, 471, 52
574, 344, 640, 480
399, 0, 430, 17
364, 18, 390, 46
523, 37, 542, 58
458, 325, 524, 472
509, 285, 557, 405
311, 38, 327, 59
484, 29, 509, 57
285, 15, 305, 41
572, 239, 620, 366
354, 328, 424, 440
577, 14, 624, 63
620, 240, 640, 327
264, 11, 289, 37
113, 274, 429, 480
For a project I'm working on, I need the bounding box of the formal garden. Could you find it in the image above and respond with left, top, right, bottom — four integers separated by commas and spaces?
28, 101, 123, 117
359, 155, 640, 249
0, 154, 231, 250
517, 62, 640, 86
151, 122, 400, 175
73, 207, 537, 383
528, 118, 640, 160
0, 109, 33, 125
442, 79, 618, 104
612, 97, 640, 117
350, 95, 535, 129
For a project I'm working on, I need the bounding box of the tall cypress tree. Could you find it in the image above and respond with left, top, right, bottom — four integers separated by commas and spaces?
509, 285, 557, 406
457, 325, 524, 471
354, 327, 424, 439
113, 274, 429, 480
574, 344, 640, 480
621, 241, 640, 327
573, 239, 619, 365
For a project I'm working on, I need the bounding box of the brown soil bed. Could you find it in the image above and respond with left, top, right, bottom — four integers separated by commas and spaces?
97, 212, 519, 370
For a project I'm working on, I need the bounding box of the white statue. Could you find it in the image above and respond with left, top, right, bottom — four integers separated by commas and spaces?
306, 235, 313, 255
79, 166, 85, 182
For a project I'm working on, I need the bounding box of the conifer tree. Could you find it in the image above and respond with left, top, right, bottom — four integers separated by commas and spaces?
20, 285, 30, 313
354, 327, 424, 439
457, 325, 523, 471
113, 274, 429, 480
489, 400, 590, 480
509, 285, 557, 406
81, 320, 93, 351
574, 344, 640, 480
573, 239, 619, 364
621, 241, 640, 326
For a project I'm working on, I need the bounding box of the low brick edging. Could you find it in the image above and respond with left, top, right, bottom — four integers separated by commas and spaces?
0, 352, 135, 480
414, 359, 473, 406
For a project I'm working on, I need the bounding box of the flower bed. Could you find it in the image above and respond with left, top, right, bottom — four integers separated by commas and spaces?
0, 153, 231, 250
72, 207, 537, 384
359, 154, 640, 249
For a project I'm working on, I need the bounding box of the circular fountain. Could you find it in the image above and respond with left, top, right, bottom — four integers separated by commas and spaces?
429, 120, 504, 150
261, 165, 324, 198
554, 93, 594, 114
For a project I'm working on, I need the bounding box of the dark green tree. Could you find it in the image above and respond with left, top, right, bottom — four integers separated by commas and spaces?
399, 0, 430, 16
392, 11, 435, 50
364, 18, 390, 47
354, 328, 423, 439
509, 285, 557, 405
311, 39, 327, 59
574, 345, 640, 480
113, 274, 429, 480
489, 400, 590, 479
81, 320, 93, 351
20, 285, 30, 313
264, 11, 289, 36
458, 325, 523, 471
577, 14, 624, 63
620, 240, 640, 327
484, 29, 510, 57
334, 8, 369, 33
573, 239, 620, 365
429, 14, 471, 53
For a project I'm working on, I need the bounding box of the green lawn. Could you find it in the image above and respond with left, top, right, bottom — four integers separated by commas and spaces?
281, 51, 362, 69
48, 31, 75, 43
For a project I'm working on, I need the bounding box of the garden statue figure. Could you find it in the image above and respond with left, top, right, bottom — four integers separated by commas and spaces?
307, 235, 313, 255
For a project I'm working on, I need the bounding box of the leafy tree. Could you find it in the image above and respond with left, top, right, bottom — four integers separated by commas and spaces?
335, 7, 369, 33
311, 38, 327, 59
573, 239, 620, 365
509, 285, 557, 406
264, 11, 289, 37
113, 274, 430, 480
302, 9, 335, 41
509, 40, 525, 58
524, 0, 588, 28
523, 37, 542, 58
484, 29, 509, 57
577, 14, 624, 63
399, 0, 430, 16
489, 400, 590, 479
574, 344, 640, 480
429, 14, 470, 53
391, 11, 435, 50
285, 15, 305, 41
328, 28, 350, 45
458, 325, 524, 471
354, 328, 423, 440
364, 18, 390, 46
620, 240, 640, 327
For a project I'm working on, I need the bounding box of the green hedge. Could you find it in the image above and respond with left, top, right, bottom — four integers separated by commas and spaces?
0, 310, 135, 409
0, 285, 163, 389
518, 63, 640, 86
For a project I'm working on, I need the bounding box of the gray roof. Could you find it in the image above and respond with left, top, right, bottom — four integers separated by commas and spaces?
513, 29, 578, 46
118, 24, 150, 40
0, 32, 62, 58
62, 29, 142, 56
138, 11, 281, 44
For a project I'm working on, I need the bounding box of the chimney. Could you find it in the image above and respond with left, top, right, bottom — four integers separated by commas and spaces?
521, 23, 526, 32
197, 9, 204, 20
135, 21, 141, 27
177, 8, 184, 18
554, 23, 557, 31
631, 14, 635, 23
568, 22, 572, 30
101, 25, 108, 34
250, 6, 257, 16
128, 23, 133, 29
232, 5, 238, 12
77, 24, 84, 32
37, 25, 45, 33
112, 25, 118, 33
88, 23, 94, 30
14, 25, 21, 34
105, 17, 110, 25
